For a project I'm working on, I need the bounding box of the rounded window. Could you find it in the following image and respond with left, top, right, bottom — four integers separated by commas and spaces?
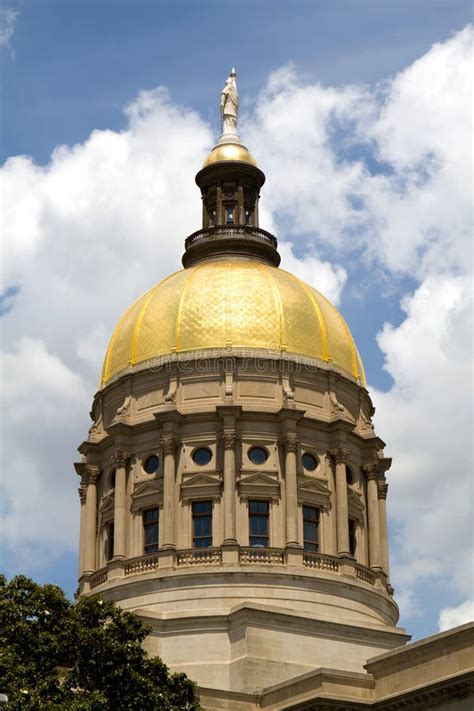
346, 465, 354, 485
248, 446, 269, 466
144, 455, 160, 474
302, 452, 319, 471
192, 447, 213, 466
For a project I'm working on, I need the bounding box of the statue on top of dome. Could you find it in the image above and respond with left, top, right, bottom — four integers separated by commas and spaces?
220, 68, 239, 140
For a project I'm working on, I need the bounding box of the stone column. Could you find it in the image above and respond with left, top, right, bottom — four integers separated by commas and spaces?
365, 465, 382, 571
378, 480, 390, 576
223, 431, 237, 543
111, 451, 130, 560
161, 436, 177, 549
332, 449, 350, 556
83, 465, 99, 574
284, 434, 299, 547
78, 484, 87, 577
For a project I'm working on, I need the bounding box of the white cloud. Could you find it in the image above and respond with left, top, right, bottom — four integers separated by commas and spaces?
438, 600, 474, 632
371, 274, 473, 618
0, 7, 17, 49
0, 338, 89, 567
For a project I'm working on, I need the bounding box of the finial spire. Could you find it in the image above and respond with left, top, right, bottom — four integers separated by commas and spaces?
219, 68, 239, 144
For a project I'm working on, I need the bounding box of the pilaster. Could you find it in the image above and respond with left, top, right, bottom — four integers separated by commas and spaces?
330, 448, 350, 557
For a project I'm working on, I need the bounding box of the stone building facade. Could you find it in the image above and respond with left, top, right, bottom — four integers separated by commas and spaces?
75, 80, 473, 708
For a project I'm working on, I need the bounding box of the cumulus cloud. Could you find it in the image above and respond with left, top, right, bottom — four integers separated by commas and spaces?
1, 26, 471, 634
438, 600, 474, 632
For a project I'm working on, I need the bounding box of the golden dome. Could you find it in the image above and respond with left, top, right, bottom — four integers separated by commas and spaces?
203, 142, 257, 167
101, 261, 365, 387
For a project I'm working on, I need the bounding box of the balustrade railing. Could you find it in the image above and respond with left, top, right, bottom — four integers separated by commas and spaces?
240, 547, 284, 565
89, 567, 108, 589
177, 548, 222, 566
303, 552, 340, 573
355, 564, 376, 585
125, 552, 161, 576
185, 225, 277, 249
86, 549, 378, 588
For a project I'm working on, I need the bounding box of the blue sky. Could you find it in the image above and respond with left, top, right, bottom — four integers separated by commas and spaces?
1, 0, 472, 642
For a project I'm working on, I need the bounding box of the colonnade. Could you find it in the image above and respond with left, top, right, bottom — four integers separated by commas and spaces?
77, 425, 390, 585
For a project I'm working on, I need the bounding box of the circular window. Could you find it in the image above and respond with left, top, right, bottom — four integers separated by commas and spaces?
144, 455, 160, 474
192, 447, 212, 466
302, 452, 319, 471
346, 465, 354, 485
248, 446, 269, 465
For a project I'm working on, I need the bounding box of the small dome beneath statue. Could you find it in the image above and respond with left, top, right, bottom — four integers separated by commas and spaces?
203, 142, 257, 167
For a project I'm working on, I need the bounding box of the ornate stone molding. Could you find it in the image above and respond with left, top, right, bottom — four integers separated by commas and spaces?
85, 464, 100, 485
161, 436, 177, 456
329, 448, 348, 465
378, 481, 389, 499
111, 451, 131, 468
362, 463, 378, 480
283, 434, 299, 453
222, 431, 236, 449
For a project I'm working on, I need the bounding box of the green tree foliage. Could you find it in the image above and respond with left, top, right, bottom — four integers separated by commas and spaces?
0, 575, 201, 710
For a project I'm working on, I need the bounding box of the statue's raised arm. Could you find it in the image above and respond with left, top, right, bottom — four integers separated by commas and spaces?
220, 68, 239, 140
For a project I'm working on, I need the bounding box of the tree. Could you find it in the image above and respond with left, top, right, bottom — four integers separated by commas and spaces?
0, 575, 201, 710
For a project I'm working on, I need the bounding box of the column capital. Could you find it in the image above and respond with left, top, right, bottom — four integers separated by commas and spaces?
161, 436, 177, 455
111, 450, 131, 468
222, 431, 236, 449
283, 433, 299, 453
85, 464, 100, 484
362, 463, 378, 480
329, 448, 348, 464
378, 481, 389, 499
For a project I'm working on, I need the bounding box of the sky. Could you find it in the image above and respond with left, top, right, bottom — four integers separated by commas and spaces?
1, 0, 472, 641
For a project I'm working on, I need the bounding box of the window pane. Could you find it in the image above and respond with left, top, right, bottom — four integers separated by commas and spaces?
250, 536, 268, 548
143, 508, 159, 523
145, 523, 158, 545
194, 537, 212, 548
249, 500, 268, 514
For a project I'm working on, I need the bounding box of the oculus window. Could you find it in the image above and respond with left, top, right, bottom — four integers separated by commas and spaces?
144, 455, 160, 474
249, 500, 269, 547
302, 452, 319, 471
192, 447, 213, 466
248, 446, 269, 466
192, 501, 212, 548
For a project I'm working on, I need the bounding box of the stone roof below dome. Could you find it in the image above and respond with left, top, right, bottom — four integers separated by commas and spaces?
101, 260, 365, 388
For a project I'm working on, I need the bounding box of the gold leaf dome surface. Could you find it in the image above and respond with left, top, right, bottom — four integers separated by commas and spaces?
101, 261, 365, 387
203, 142, 257, 167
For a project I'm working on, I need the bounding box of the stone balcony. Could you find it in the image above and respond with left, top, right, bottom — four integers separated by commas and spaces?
85, 546, 389, 594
